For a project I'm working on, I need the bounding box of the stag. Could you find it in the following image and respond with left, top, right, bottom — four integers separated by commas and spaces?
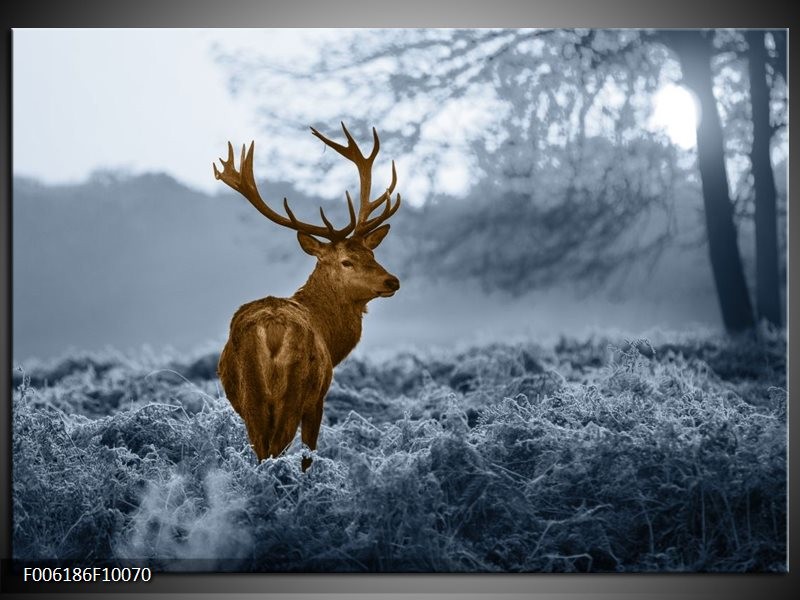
213, 123, 401, 471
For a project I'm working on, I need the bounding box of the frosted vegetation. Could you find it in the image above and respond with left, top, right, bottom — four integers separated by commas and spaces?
12, 329, 785, 572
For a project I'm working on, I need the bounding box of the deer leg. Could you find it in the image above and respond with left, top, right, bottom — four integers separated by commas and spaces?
241, 403, 273, 461
246, 422, 269, 461
300, 389, 327, 472
267, 392, 304, 459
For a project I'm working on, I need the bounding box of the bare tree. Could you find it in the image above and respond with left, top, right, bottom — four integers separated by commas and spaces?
745, 30, 782, 327
658, 30, 755, 332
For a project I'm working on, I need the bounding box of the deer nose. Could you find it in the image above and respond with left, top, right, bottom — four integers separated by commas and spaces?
384, 276, 400, 291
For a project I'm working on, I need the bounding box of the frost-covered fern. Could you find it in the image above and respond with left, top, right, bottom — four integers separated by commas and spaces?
11, 329, 786, 572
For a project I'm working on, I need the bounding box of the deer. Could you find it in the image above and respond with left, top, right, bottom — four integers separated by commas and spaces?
212, 123, 401, 471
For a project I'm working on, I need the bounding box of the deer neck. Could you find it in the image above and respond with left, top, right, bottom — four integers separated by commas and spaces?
292, 268, 366, 366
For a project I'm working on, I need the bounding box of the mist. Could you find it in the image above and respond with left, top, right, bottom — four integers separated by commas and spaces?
13, 172, 722, 364
10, 28, 787, 575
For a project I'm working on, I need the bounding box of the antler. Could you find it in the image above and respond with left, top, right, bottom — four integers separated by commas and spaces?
310, 122, 401, 238
213, 141, 356, 241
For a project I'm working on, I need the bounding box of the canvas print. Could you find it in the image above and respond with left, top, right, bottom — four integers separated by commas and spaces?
11, 28, 787, 572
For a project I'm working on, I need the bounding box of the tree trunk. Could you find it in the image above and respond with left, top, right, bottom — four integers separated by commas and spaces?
769, 30, 787, 84
746, 30, 782, 327
663, 31, 755, 333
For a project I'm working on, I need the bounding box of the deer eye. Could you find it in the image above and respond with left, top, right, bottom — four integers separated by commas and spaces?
341, 259, 354, 268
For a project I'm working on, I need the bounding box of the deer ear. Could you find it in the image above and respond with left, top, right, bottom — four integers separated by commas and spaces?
363, 224, 390, 249
297, 232, 327, 257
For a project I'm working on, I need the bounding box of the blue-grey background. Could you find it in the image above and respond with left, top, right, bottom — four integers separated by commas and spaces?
9, 25, 788, 578
12, 29, 785, 362
2, 1, 797, 597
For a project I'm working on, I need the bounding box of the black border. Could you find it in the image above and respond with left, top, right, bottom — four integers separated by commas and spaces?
1, 1, 794, 598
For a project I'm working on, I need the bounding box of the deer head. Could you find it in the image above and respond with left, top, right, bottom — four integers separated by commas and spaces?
213, 123, 401, 304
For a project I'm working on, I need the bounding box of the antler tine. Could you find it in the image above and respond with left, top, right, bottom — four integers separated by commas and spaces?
310, 124, 357, 161
338, 123, 380, 163
357, 193, 402, 235
213, 140, 356, 241
212, 141, 235, 181
367, 127, 380, 162
310, 123, 399, 238
339, 122, 363, 159
362, 160, 397, 213
320, 202, 355, 238
352, 158, 400, 236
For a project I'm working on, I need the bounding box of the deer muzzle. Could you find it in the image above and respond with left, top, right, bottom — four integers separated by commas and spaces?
378, 275, 400, 297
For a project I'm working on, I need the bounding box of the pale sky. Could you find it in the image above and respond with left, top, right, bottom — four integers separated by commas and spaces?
13, 29, 322, 194
13, 28, 467, 202
14, 28, 701, 199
